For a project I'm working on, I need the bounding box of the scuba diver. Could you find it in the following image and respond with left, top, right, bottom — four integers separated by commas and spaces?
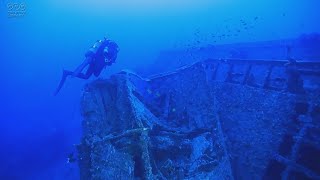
54, 38, 119, 96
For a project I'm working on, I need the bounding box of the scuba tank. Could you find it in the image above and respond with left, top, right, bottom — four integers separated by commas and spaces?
85, 39, 108, 58
84, 38, 118, 65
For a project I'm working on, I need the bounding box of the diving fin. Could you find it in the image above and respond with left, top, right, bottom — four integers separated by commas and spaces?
53, 70, 71, 96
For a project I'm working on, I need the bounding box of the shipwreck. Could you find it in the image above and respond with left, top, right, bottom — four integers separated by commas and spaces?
77, 58, 320, 180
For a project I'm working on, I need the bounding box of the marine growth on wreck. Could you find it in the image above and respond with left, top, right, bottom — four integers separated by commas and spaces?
78, 58, 320, 180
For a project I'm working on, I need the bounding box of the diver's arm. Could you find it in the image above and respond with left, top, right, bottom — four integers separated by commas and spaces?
72, 57, 93, 77
105, 49, 118, 66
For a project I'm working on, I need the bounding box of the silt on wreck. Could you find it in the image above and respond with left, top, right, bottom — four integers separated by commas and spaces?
77, 58, 320, 180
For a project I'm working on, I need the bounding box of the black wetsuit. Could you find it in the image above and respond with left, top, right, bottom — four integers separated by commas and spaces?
54, 39, 119, 95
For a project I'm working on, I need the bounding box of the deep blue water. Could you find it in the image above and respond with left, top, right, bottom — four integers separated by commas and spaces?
1, 0, 319, 179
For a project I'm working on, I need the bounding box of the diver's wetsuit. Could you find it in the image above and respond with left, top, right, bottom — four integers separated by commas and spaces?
54, 38, 119, 95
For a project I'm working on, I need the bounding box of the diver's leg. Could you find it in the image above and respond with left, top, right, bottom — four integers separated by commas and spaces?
53, 70, 73, 96
75, 65, 94, 79
73, 57, 93, 77
53, 63, 94, 96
